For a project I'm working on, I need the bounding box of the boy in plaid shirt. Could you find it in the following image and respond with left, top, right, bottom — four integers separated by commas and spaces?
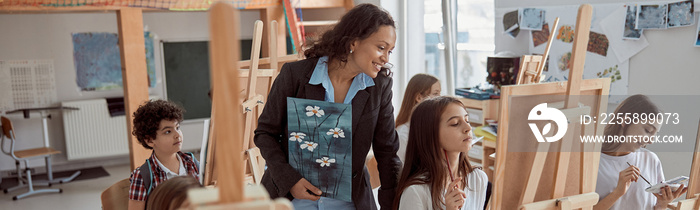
128, 100, 199, 210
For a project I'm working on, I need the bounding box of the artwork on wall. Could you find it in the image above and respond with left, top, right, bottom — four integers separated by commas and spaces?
287, 97, 352, 202
557, 52, 571, 71
696, 15, 700, 47
587, 31, 609, 57
531, 23, 550, 47
503, 10, 520, 38
520, 8, 545, 30
667, 0, 694, 28
72, 32, 156, 91
556, 25, 574, 43
636, 4, 668, 29
623, 4, 643, 39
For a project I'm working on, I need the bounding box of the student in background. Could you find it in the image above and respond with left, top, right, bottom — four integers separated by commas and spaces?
128, 100, 200, 210
146, 176, 202, 210
594, 94, 686, 210
395, 74, 440, 163
254, 3, 401, 210
395, 96, 487, 210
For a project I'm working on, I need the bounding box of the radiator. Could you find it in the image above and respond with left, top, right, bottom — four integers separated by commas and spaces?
61, 99, 128, 160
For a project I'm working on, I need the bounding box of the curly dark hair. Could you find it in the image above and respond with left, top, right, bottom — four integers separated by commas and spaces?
132, 99, 185, 149
303, 3, 395, 65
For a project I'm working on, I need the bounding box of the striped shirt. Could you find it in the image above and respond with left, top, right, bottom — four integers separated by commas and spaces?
128, 151, 199, 201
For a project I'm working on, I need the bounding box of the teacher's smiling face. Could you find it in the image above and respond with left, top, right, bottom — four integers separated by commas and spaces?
347, 25, 396, 78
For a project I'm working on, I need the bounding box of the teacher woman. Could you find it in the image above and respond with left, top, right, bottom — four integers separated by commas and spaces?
254, 3, 401, 210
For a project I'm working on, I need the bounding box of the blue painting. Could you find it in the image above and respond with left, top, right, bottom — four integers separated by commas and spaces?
636, 4, 668, 29
520, 8, 545, 31
287, 97, 352, 202
72, 32, 156, 91
667, 1, 694, 28
696, 16, 700, 47
623, 4, 643, 40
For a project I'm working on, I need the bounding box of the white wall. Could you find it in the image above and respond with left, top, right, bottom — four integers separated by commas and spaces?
495, 0, 700, 187
0, 10, 261, 173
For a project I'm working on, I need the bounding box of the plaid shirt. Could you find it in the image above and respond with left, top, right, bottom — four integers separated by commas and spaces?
129, 151, 199, 201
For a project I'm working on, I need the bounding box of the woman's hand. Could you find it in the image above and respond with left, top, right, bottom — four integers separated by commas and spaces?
614, 165, 640, 195
654, 184, 687, 209
445, 177, 467, 210
290, 178, 322, 201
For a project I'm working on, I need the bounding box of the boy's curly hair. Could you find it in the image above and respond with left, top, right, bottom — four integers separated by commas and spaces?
132, 100, 185, 149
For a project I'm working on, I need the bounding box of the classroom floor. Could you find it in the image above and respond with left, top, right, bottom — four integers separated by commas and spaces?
0, 163, 130, 209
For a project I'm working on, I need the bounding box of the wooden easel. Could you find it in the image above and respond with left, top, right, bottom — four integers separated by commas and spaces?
668, 119, 700, 210
191, 3, 292, 209
516, 17, 559, 85
203, 19, 300, 186
520, 192, 599, 210
491, 5, 611, 209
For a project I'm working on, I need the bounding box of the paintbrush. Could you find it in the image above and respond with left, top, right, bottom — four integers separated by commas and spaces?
627, 162, 651, 186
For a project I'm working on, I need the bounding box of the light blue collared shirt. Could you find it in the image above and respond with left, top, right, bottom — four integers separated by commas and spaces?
308, 56, 375, 104
295, 56, 367, 209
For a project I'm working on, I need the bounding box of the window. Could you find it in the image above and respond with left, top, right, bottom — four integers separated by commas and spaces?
424, 0, 494, 91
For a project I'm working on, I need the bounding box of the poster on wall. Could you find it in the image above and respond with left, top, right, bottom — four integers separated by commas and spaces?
667, 0, 694, 28
623, 4, 643, 40
696, 15, 700, 47
72, 32, 156, 91
636, 4, 669, 30
519, 8, 546, 30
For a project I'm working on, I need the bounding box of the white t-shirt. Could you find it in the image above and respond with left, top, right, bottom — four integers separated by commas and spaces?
396, 123, 410, 165
398, 169, 488, 210
595, 148, 664, 210
154, 153, 187, 179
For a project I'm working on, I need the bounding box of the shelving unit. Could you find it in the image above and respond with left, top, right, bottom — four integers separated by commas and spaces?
458, 97, 498, 181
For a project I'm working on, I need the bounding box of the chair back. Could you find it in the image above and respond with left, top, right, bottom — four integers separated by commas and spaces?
1, 116, 14, 139
101, 178, 130, 210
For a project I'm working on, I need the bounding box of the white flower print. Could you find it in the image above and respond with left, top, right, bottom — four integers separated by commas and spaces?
326, 128, 345, 138
300, 141, 318, 152
289, 132, 307, 142
315, 157, 336, 167
305, 106, 325, 117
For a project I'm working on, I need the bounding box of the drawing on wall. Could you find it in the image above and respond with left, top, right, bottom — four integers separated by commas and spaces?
73, 33, 122, 91
72, 32, 156, 91
287, 97, 352, 202
520, 8, 545, 30
597, 65, 621, 82
636, 4, 668, 29
558, 52, 571, 71
696, 15, 700, 47
503, 10, 520, 38
557, 25, 574, 43
144, 32, 156, 88
624, 4, 643, 40
532, 23, 550, 47
587, 32, 609, 57
667, 0, 694, 28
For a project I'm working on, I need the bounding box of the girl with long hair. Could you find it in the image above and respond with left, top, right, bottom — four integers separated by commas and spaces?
395, 74, 440, 163
594, 94, 686, 210
395, 96, 487, 210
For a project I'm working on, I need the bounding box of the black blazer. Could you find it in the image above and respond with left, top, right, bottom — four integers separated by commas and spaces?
254, 57, 401, 210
